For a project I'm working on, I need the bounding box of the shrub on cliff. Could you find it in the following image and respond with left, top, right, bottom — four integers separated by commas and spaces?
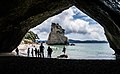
23, 31, 39, 42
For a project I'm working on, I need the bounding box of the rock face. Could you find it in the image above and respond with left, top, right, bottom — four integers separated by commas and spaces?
47, 23, 68, 45
0, 0, 73, 52
74, 0, 120, 54
1, 0, 120, 54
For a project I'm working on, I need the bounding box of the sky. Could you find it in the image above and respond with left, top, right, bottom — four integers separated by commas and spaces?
30, 6, 107, 41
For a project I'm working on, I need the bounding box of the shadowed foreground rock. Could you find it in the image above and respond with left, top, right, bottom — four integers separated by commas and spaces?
0, 57, 120, 74
0, 0, 73, 52
1, 0, 120, 54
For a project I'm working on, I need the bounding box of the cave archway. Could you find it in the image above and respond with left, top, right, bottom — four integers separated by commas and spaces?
74, 0, 120, 54
30, 6, 107, 42
26, 6, 114, 59
0, 0, 120, 55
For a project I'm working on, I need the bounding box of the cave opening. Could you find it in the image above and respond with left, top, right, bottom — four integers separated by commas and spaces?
15, 6, 115, 60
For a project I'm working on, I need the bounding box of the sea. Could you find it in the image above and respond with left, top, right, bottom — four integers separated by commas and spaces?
18, 43, 116, 60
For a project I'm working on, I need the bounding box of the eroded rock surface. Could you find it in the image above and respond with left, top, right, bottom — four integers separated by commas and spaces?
47, 23, 68, 45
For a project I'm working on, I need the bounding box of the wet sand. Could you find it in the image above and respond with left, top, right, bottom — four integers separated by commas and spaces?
0, 56, 120, 74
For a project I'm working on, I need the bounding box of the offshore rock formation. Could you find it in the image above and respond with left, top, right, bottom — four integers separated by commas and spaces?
47, 23, 68, 45
0, 0, 120, 54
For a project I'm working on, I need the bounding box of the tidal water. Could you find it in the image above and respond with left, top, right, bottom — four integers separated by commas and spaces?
49, 43, 116, 60
18, 43, 116, 60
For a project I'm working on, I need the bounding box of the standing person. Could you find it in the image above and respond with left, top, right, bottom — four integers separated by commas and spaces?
15, 47, 19, 56
62, 46, 66, 54
34, 46, 38, 57
39, 43, 44, 58
38, 49, 40, 57
47, 46, 53, 58
31, 48, 34, 57
27, 48, 30, 57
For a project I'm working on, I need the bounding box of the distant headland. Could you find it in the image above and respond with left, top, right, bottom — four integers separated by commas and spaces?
36, 39, 108, 44
68, 39, 108, 43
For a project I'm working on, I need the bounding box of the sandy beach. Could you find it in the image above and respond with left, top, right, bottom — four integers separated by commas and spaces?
12, 43, 40, 56
0, 43, 40, 57
17, 43, 40, 51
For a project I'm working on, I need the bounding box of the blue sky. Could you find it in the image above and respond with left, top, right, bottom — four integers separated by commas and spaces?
30, 6, 107, 41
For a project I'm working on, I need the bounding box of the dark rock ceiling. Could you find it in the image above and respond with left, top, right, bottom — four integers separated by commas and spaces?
0, 0, 120, 54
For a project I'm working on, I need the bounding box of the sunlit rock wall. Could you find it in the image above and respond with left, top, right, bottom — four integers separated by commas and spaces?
47, 23, 68, 45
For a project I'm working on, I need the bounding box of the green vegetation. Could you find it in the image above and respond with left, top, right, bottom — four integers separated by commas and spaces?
23, 31, 39, 42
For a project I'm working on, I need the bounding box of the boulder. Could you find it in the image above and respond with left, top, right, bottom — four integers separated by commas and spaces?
57, 54, 68, 59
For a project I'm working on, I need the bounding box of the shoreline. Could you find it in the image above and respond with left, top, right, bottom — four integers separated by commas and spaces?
12, 43, 116, 60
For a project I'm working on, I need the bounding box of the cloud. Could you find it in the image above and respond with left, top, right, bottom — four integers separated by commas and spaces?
30, 6, 107, 41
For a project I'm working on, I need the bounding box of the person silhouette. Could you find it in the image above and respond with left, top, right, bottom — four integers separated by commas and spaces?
34, 46, 38, 57
62, 46, 66, 54
15, 47, 19, 56
47, 46, 53, 58
38, 49, 40, 57
31, 48, 34, 57
39, 43, 44, 58
27, 48, 30, 57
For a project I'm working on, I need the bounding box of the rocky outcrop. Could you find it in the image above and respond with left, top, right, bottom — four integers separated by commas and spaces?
1, 0, 120, 54
24, 31, 39, 42
47, 23, 68, 45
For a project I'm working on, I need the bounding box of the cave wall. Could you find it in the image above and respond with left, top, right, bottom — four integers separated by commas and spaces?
0, 0, 73, 52
0, 0, 120, 54
74, 0, 120, 54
